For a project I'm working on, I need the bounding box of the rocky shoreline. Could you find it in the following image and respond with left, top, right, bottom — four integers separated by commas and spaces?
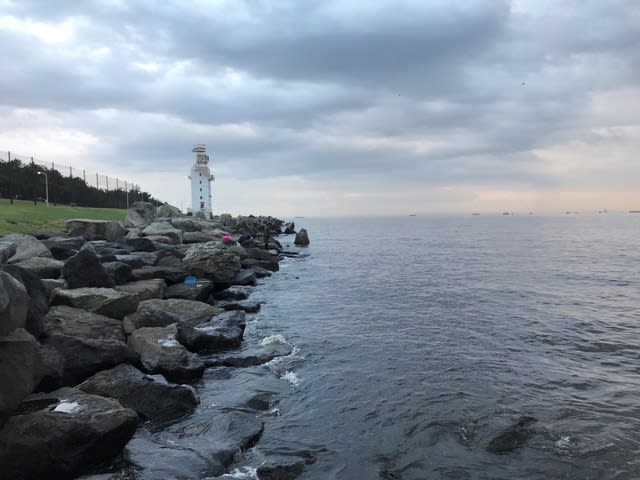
0, 202, 310, 480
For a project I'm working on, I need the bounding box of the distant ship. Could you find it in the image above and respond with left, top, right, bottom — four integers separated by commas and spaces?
502, 212, 510, 215
630, 211, 640, 214
472, 213, 480, 215
408, 214, 417, 217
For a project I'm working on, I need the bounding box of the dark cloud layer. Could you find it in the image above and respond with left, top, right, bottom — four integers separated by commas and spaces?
2, 0, 639, 212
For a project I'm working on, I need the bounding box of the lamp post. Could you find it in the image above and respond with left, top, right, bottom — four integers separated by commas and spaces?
37, 171, 49, 207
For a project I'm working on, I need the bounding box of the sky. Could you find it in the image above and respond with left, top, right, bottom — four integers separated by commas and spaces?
0, 0, 638, 216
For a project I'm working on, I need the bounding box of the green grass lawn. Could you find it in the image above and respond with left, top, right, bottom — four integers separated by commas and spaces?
0, 199, 125, 235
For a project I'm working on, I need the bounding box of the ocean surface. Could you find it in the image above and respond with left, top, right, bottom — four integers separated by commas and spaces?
133, 214, 640, 479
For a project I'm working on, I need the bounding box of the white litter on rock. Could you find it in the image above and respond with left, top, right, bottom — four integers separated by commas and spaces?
53, 401, 81, 414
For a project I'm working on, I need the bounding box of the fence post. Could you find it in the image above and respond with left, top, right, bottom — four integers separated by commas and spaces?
52, 162, 54, 170
106, 177, 109, 191
7, 151, 10, 162
96, 173, 99, 189
83, 170, 86, 183
30, 156, 34, 165
69, 166, 72, 177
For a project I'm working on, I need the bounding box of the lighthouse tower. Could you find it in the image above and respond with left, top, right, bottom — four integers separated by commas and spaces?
188, 144, 214, 217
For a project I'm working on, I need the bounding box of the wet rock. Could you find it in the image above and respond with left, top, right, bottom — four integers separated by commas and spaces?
128, 324, 205, 383
42, 236, 87, 260
2, 233, 52, 263
164, 278, 214, 301
283, 221, 296, 235
1, 265, 50, 338
241, 257, 279, 272
205, 342, 292, 368
218, 299, 262, 313
248, 266, 273, 278
52, 287, 139, 319
15, 257, 64, 279
294, 228, 310, 246
66, 219, 127, 242
0, 271, 29, 336
124, 202, 156, 229
487, 416, 538, 454
182, 242, 244, 284
177, 310, 246, 354
0, 387, 138, 480
123, 307, 181, 336
130, 265, 190, 284
102, 261, 133, 285
246, 392, 274, 411
42, 306, 138, 386
0, 329, 43, 418
78, 364, 198, 423
124, 411, 263, 479
116, 278, 166, 302
142, 222, 183, 244
212, 286, 253, 301
231, 269, 257, 286
257, 459, 305, 480
138, 298, 222, 327
63, 248, 115, 289
0, 241, 17, 263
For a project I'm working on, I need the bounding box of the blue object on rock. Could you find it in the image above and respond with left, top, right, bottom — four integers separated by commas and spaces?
184, 275, 197, 286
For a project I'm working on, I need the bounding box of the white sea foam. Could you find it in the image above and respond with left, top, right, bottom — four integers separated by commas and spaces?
53, 401, 81, 414
209, 466, 258, 479
157, 334, 179, 347
281, 370, 301, 386
260, 334, 289, 346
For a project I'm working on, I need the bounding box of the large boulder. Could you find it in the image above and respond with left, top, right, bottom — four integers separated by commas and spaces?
114, 252, 157, 268
0, 241, 17, 264
163, 278, 214, 302
0, 271, 29, 336
115, 279, 166, 302
124, 202, 156, 228
0, 329, 43, 419
41, 236, 87, 260
182, 242, 244, 284
138, 298, 222, 326
1, 265, 50, 338
0, 388, 138, 480
15, 257, 64, 279
79, 365, 197, 423
66, 219, 126, 242
231, 269, 257, 286
63, 248, 115, 289
127, 324, 205, 383
142, 222, 183, 244
177, 310, 246, 354
42, 306, 138, 386
123, 308, 181, 336
130, 266, 190, 284
52, 288, 139, 319
294, 228, 310, 246
170, 218, 203, 232
182, 231, 216, 244
2, 234, 52, 264
156, 204, 182, 218
212, 286, 252, 301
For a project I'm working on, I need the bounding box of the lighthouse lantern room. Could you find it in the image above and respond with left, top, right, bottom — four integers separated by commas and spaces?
188, 144, 214, 217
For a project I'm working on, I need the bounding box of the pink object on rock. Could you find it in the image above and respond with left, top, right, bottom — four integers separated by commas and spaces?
222, 234, 233, 241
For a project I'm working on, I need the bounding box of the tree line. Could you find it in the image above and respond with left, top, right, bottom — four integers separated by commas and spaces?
0, 158, 159, 208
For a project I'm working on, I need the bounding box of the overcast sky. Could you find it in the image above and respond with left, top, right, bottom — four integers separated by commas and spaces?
1, 0, 638, 216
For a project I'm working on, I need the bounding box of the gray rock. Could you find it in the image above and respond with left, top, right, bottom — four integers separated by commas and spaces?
52, 287, 139, 319
42, 236, 86, 260
145, 234, 176, 245
66, 219, 127, 242
41, 278, 68, 297
78, 364, 198, 423
156, 204, 182, 218
2, 233, 52, 264
246, 392, 273, 411
0, 271, 29, 336
15, 257, 64, 279
0, 241, 17, 264
114, 251, 157, 268
487, 416, 538, 454
124, 202, 156, 228
0, 387, 138, 480
182, 242, 244, 284
177, 310, 246, 354
124, 411, 263, 479
115, 279, 166, 302
155, 250, 183, 267
130, 265, 190, 284
63, 248, 115, 289
217, 299, 262, 314
1, 265, 50, 338
102, 261, 133, 285
205, 341, 292, 368
138, 298, 222, 326
128, 324, 205, 383
0, 329, 43, 418
294, 228, 310, 246
36, 343, 65, 393
241, 257, 279, 272
231, 269, 257, 286
124, 237, 157, 252
123, 308, 181, 336
244, 247, 278, 262
182, 231, 215, 244
44, 305, 126, 342
142, 222, 183, 244
171, 218, 203, 232
212, 286, 253, 301
248, 266, 273, 278
257, 459, 305, 480
163, 278, 214, 302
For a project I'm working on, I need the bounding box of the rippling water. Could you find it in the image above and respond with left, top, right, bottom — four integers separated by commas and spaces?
230, 214, 640, 480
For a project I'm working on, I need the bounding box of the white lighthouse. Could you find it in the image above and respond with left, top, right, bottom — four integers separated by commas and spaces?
188, 144, 214, 217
